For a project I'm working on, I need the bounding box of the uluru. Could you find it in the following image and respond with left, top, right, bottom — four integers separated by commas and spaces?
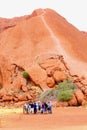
0, 8, 87, 106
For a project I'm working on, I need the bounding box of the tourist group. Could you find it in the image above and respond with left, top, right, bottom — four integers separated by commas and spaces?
23, 101, 52, 114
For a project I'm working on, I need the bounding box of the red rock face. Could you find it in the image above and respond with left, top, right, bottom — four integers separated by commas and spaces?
0, 8, 87, 106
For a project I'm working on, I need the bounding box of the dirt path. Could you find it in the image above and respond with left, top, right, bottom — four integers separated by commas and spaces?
41, 14, 65, 55
0, 107, 87, 129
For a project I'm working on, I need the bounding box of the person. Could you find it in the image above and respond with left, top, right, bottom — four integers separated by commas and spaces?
23, 102, 29, 114
36, 101, 41, 113
41, 102, 45, 114
44, 102, 48, 113
33, 102, 37, 114
47, 101, 52, 114
30, 102, 34, 113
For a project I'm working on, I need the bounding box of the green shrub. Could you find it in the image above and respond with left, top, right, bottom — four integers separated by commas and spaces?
58, 89, 73, 101
56, 80, 76, 91
22, 71, 29, 79
57, 80, 76, 102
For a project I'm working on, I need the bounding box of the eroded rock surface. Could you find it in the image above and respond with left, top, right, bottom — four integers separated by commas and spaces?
0, 8, 87, 106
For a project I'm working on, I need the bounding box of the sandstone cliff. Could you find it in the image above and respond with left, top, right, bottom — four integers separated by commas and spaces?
0, 8, 87, 106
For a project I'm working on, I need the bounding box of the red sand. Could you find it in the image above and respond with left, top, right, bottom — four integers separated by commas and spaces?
0, 107, 87, 130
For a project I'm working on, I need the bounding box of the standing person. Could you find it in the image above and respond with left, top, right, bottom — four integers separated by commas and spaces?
41, 102, 45, 114
47, 101, 52, 114
23, 102, 29, 114
29, 102, 34, 114
30, 102, 34, 113
38, 101, 42, 113
44, 102, 48, 113
28, 103, 31, 114
37, 101, 41, 113
33, 102, 37, 114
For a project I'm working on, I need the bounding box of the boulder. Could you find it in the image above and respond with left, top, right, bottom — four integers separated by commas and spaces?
18, 94, 28, 101
28, 63, 47, 89
46, 77, 55, 88
68, 94, 78, 106
21, 85, 28, 92
53, 70, 66, 82
2, 95, 13, 101
74, 89, 84, 104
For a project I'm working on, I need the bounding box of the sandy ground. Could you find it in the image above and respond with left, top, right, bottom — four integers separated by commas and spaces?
0, 107, 87, 130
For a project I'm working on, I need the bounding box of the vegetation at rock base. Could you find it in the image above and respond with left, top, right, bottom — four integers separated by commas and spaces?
39, 88, 59, 102
39, 79, 76, 102
57, 80, 76, 101
58, 89, 73, 101
56, 79, 75, 91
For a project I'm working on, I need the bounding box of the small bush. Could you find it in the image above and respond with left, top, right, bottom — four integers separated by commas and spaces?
56, 80, 76, 91
58, 89, 73, 101
57, 80, 76, 102
22, 71, 29, 79
39, 89, 59, 102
